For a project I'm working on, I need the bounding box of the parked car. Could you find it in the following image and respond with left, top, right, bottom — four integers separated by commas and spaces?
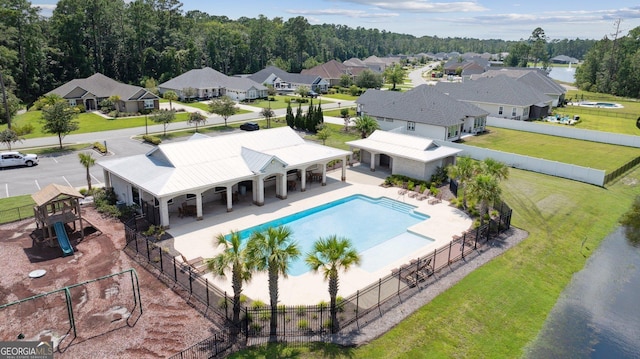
307, 91, 319, 98
0, 151, 39, 168
240, 122, 260, 131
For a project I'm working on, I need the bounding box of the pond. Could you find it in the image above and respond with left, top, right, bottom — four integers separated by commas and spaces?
525, 227, 640, 358
547, 66, 576, 83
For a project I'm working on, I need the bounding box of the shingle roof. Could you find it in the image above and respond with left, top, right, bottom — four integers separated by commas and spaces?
301, 60, 348, 79
47, 73, 157, 100
32, 183, 83, 206
356, 85, 488, 127
472, 68, 565, 95
343, 58, 367, 67
159, 67, 266, 91
249, 66, 319, 86
98, 127, 349, 197
435, 76, 552, 106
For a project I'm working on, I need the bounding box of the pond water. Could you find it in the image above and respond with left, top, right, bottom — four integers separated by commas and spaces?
525, 227, 640, 358
547, 66, 576, 83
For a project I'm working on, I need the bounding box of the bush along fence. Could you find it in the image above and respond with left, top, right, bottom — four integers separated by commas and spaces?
123, 201, 512, 355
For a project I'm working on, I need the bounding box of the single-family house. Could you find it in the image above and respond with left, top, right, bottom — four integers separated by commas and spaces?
346, 130, 461, 179
442, 57, 489, 77
363, 56, 387, 72
301, 60, 369, 87
46, 73, 159, 113
158, 67, 268, 102
98, 127, 350, 228
248, 66, 329, 94
435, 75, 554, 120
356, 84, 489, 141
472, 68, 566, 107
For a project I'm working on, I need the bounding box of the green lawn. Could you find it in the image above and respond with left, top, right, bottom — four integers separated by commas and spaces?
322, 93, 359, 101
322, 107, 357, 118
173, 100, 250, 115
245, 96, 331, 110
232, 165, 640, 358
3, 110, 191, 139
0, 195, 36, 224
461, 127, 639, 173
305, 123, 360, 150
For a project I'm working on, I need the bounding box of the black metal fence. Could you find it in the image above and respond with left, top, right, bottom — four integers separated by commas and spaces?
166, 331, 232, 359
0, 204, 34, 225
604, 156, 640, 185
124, 201, 512, 356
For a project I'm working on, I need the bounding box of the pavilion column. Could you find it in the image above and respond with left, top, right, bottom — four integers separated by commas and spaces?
226, 185, 233, 212
254, 177, 265, 206
277, 174, 287, 199
321, 164, 327, 186
103, 169, 111, 188
341, 157, 346, 181
300, 169, 307, 192
370, 151, 376, 172
159, 198, 170, 229
196, 191, 203, 220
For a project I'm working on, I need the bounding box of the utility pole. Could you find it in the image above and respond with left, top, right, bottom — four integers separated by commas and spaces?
0, 68, 10, 129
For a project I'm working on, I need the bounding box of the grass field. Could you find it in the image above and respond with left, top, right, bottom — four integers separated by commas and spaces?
461, 127, 639, 173
3, 110, 191, 139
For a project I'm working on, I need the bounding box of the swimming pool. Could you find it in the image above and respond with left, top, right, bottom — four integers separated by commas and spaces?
234, 194, 433, 276
579, 101, 624, 108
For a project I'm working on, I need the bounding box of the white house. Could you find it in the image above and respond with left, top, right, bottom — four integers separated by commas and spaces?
248, 66, 329, 94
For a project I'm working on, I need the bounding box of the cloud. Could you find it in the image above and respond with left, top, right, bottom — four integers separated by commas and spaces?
31, 3, 56, 10
332, 0, 487, 13
288, 8, 398, 19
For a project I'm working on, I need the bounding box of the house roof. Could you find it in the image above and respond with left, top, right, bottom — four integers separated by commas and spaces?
98, 127, 349, 197
159, 67, 267, 92
32, 183, 84, 206
347, 130, 462, 163
301, 60, 348, 79
434, 75, 552, 107
249, 66, 320, 86
356, 84, 488, 127
343, 58, 367, 67
47, 73, 158, 101
472, 68, 565, 96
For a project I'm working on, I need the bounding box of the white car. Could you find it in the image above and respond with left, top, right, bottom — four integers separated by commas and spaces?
0, 151, 39, 168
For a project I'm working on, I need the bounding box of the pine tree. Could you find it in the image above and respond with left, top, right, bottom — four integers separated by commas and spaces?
285, 102, 294, 128
305, 100, 315, 132
295, 103, 303, 129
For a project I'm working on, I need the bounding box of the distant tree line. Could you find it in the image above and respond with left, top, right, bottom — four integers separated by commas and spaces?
1, 0, 598, 120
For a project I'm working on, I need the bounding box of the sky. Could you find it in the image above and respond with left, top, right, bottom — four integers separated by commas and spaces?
32, 1, 640, 41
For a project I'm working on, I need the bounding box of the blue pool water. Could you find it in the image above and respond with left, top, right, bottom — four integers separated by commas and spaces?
234, 194, 433, 276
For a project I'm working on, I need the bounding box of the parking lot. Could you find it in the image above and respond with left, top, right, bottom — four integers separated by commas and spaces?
0, 137, 154, 198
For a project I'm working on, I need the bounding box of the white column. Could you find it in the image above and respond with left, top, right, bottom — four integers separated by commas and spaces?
103, 169, 111, 188
278, 174, 287, 199
370, 152, 376, 172
159, 198, 170, 229
226, 185, 233, 212
255, 177, 265, 206
301, 169, 307, 192
341, 158, 346, 181
321, 164, 327, 186
196, 191, 203, 220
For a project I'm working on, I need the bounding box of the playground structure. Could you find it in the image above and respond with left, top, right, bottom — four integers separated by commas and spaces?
32, 184, 85, 255
0, 269, 142, 348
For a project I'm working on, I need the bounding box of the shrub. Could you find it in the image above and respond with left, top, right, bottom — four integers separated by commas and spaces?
323, 319, 333, 329
218, 297, 230, 309
318, 300, 328, 310
250, 323, 262, 333
407, 181, 415, 191
251, 300, 266, 309
296, 305, 306, 316
13, 123, 34, 136
419, 183, 427, 194
297, 319, 309, 330
142, 135, 162, 145
278, 304, 286, 314
93, 141, 107, 154
259, 311, 271, 322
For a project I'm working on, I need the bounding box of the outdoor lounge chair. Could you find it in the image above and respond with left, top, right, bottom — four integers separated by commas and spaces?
179, 255, 207, 273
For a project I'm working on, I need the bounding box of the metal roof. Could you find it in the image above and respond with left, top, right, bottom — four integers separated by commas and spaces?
346, 131, 461, 163
98, 127, 350, 197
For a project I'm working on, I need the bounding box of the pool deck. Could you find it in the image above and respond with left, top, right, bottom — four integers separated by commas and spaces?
168, 165, 472, 305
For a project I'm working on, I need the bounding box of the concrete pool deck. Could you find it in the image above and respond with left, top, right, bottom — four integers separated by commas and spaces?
168, 165, 472, 305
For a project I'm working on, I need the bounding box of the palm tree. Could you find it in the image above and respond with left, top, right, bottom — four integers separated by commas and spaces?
162, 90, 178, 110
468, 173, 501, 217
206, 231, 252, 335
78, 152, 96, 191
246, 226, 300, 342
353, 114, 380, 138
305, 235, 361, 333
481, 158, 509, 182
446, 156, 478, 209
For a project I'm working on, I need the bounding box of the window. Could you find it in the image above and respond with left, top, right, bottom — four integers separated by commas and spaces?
186, 193, 196, 199
523, 107, 529, 117
512, 107, 517, 117
68, 99, 77, 106
144, 99, 155, 109
385, 118, 393, 122
407, 121, 415, 131
498, 106, 503, 115
447, 125, 459, 138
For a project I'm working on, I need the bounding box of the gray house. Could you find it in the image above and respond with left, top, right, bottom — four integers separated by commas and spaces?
248, 66, 329, 94
357, 84, 489, 141
435, 75, 554, 120
159, 67, 268, 102
472, 68, 566, 107
47, 73, 159, 113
